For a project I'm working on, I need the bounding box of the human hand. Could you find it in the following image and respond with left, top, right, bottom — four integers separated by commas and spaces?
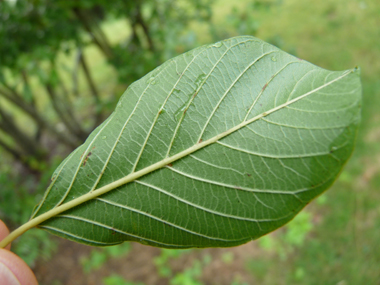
0, 220, 38, 285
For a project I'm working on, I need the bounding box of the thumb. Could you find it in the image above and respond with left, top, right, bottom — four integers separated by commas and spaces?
0, 220, 38, 285
0, 220, 11, 250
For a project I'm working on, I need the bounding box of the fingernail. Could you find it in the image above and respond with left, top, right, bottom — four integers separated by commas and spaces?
0, 261, 21, 285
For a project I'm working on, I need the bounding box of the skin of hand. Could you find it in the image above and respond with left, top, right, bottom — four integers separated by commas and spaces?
0, 220, 38, 285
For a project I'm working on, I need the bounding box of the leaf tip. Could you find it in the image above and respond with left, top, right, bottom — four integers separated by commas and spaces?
353, 66, 361, 75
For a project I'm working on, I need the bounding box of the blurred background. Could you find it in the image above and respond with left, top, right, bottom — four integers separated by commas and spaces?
0, 0, 379, 284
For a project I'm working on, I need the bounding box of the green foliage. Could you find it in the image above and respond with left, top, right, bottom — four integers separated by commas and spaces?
284, 211, 313, 247
258, 211, 313, 259
81, 250, 108, 273
103, 274, 145, 285
221, 251, 234, 264
80, 242, 131, 273
0, 157, 61, 223
0, 171, 35, 224
154, 249, 192, 277
0, 0, 80, 68
170, 255, 211, 285
154, 247, 210, 284
170, 261, 203, 285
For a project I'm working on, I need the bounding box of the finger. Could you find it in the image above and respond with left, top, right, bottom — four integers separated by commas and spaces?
0, 220, 11, 250
0, 220, 38, 285
0, 248, 38, 285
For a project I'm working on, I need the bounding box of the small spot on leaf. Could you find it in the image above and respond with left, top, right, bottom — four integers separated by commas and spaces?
83, 152, 92, 166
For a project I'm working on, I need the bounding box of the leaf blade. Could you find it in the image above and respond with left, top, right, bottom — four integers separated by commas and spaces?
31, 36, 361, 248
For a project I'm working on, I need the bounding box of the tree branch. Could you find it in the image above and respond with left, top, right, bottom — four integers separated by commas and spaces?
78, 49, 103, 126
72, 7, 113, 59
0, 136, 39, 173
0, 85, 78, 148
0, 107, 44, 158
45, 83, 87, 141
134, 4, 155, 51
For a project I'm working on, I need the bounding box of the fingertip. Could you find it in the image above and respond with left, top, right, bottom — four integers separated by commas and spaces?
0, 220, 37, 284
0, 220, 11, 250
0, 249, 38, 285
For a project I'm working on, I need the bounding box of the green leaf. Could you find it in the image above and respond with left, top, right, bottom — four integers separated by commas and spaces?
30, 36, 362, 248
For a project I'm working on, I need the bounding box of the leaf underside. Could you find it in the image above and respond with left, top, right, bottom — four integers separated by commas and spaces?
31, 36, 361, 248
